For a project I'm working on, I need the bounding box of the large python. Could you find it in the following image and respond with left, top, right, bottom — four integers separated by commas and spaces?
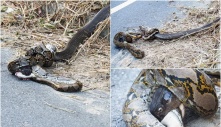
114, 17, 220, 59
123, 69, 219, 127
7, 5, 110, 92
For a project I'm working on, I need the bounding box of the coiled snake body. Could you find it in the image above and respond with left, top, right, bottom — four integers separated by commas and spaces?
114, 17, 220, 59
7, 5, 110, 92
123, 69, 219, 127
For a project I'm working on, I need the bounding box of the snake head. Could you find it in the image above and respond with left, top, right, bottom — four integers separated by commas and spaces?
149, 85, 181, 121
139, 27, 159, 40
45, 44, 57, 53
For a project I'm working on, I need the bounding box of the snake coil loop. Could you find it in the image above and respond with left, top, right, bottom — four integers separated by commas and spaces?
8, 56, 32, 76
8, 43, 54, 76
113, 32, 145, 59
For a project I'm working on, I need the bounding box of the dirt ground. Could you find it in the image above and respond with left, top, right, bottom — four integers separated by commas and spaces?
112, 1, 220, 68
1, 1, 110, 91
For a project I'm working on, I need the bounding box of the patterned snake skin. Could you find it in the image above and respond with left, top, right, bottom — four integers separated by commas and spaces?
114, 17, 220, 59
123, 69, 219, 127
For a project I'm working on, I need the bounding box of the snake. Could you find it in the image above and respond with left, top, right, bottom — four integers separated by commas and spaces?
123, 69, 219, 127
114, 17, 220, 59
113, 32, 144, 59
7, 5, 110, 92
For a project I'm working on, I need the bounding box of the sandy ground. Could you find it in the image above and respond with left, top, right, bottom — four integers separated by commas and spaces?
111, 69, 220, 127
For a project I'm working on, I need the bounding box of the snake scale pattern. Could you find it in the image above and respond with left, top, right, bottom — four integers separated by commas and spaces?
123, 69, 219, 127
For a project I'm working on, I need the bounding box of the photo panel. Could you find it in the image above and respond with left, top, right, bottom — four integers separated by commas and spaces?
1, 1, 110, 127
111, 68, 220, 127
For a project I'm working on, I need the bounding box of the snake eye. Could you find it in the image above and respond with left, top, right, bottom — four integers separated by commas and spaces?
158, 107, 163, 112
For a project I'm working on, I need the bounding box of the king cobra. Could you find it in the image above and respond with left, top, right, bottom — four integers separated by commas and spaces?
123, 69, 219, 127
114, 17, 220, 59
7, 5, 110, 92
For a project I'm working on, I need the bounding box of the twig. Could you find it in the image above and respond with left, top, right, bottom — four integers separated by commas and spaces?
70, 17, 110, 62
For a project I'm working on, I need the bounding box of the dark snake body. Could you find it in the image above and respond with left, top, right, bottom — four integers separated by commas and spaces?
7, 5, 110, 92
54, 5, 110, 61
114, 17, 220, 58
154, 17, 220, 40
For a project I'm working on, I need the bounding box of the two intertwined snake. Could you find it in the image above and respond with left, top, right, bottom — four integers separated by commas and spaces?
114, 17, 220, 59
7, 5, 110, 92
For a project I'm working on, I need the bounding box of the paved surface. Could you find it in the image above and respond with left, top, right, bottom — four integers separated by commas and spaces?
1, 48, 110, 127
110, 1, 210, 67
111, 69, 141, 127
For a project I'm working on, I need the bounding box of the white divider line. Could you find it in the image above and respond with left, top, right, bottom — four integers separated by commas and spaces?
111, 0, 136, 14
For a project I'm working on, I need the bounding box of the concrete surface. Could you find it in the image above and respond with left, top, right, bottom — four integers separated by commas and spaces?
1, 48, 110, 127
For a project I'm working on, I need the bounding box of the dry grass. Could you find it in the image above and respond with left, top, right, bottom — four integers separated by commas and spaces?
128, 1, 220, 68
1, 1, 110, 91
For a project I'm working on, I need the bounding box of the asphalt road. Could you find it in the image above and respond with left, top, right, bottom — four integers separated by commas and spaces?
110, 1, 210, 66
1, 47, 110, 127
111, 69, 141, 127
